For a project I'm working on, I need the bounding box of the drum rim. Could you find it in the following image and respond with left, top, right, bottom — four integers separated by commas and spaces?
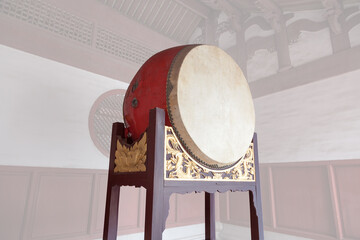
166, 44, 247, 170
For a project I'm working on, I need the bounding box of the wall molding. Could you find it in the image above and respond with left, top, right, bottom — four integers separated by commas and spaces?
0, 165, 206, 240
3, 159, 359, 239
220, 159, 360, 240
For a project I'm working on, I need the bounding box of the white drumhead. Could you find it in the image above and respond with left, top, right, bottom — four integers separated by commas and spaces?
167, 45, 255, 169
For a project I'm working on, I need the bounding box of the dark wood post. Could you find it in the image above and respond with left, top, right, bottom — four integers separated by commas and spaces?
144, 108, 166, 240
205, 192, 216, 240
103, 122, 124, 240
249, 133, 264, 240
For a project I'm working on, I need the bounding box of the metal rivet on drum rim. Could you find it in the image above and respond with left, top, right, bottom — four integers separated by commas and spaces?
132, 98, 138, 108
131, 80, 139, 92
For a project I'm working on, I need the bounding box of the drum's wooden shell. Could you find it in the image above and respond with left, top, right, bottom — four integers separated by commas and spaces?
123, 45, 255, 170
123, 45, 187, 140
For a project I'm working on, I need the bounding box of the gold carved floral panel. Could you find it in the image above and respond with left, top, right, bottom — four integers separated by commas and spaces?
164, 127, 255, 182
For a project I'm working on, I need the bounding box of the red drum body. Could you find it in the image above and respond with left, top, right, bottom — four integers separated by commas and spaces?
123, 45, 255, 170
123, 45, 187, 140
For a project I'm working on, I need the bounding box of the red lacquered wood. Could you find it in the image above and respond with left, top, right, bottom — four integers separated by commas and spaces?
123, 45, 190, 141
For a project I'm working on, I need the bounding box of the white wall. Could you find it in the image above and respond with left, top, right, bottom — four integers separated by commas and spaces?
255, 68, 360, 163
0, 45, 128, 169
2, 41, 360, 167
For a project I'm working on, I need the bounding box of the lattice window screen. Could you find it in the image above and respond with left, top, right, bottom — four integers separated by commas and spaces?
89, 90, 125, 157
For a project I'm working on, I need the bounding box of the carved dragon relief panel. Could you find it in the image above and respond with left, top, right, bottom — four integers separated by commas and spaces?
164, 126, 255, 182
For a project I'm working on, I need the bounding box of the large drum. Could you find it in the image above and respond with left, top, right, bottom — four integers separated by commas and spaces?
123, 45, 255, 170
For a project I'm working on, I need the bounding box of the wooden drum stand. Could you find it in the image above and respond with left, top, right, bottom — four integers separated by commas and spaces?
103, 108, 264, 240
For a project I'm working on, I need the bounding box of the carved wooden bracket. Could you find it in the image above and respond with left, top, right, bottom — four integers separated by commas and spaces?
255, 0, 284, 33
321, 0, 343, 34
114, 133, 147, 172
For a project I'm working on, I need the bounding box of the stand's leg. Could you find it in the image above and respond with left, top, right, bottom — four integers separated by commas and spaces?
249, 190, 264, 240
144, 186, 164, 240
205, 192, 216, 240
144, 108, 166, 240
103, 123, 124, 240
103, 185, 120, 240
249, 132, 264, 240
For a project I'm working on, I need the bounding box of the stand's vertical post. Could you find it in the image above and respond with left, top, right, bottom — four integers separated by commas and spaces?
103, 185, 120, 240
249, 133, 264, 240
144, 108, 166, 240
103, 123, 125, 240
205, 192, 216, 240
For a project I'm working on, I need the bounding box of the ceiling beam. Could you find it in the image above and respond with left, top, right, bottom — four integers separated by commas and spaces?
250, 45, 360, 98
